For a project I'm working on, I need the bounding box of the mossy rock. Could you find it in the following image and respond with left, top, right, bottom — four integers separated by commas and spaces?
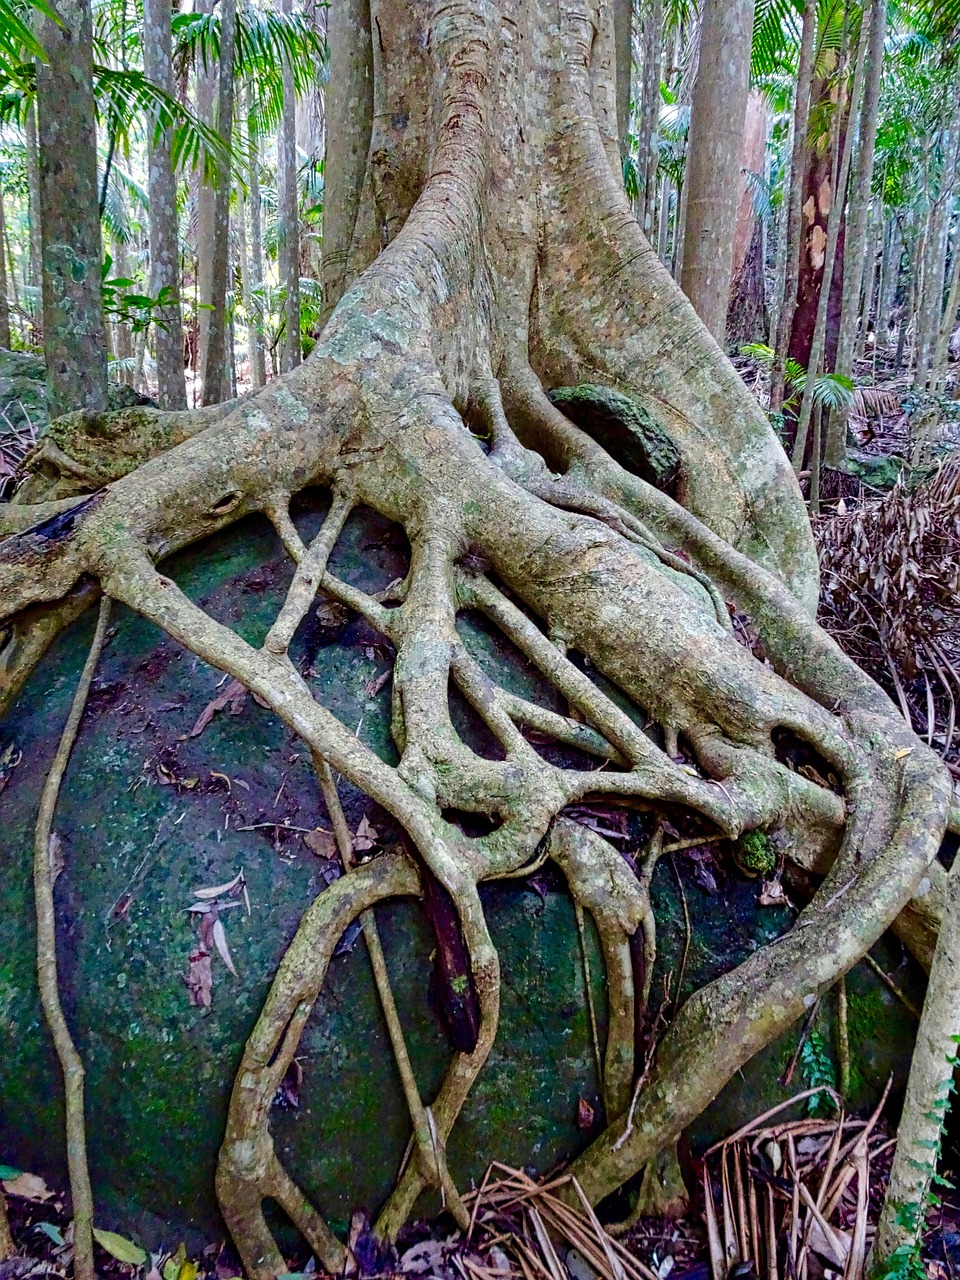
0, 346, 155, 440
547, 384, 682, 492
0, 497, 921, 1244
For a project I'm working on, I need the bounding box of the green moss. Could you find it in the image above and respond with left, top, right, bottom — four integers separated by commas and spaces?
547, 384, 681, 492
733, 830, 776, 877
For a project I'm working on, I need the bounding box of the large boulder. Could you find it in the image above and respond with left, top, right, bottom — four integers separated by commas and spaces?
0, 496, 922, 1245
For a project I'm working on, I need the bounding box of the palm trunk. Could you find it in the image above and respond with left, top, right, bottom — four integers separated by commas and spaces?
24, 102, 42, 301
0, 188, 13, 350
278, 0, 301, 374
201, 0, 238, 405
791, 7, 870, 483
931, 228, 960, 394
679, 0, 756, 341
856, 204, 881, 359
143, 0, 188, 409
825, 0, 887, 470
194, 0, 216, 386
36, 0, 108, 418
636, 0, 663, 237
769, 0, 816, 416
877, 215, 900, 352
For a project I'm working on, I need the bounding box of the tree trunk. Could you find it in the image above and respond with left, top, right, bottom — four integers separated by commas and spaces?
194, 0, 216, 388
143, 0, 188, 409
201, 0, 238, 405
0, 187, 13, 350
679, 0, 756, 341
769, 0, 816, 416
36, 0, 108, 418
24, 102, 42, 300
1, 6, 950, 1280
726, 92, 768, 346
825, 0, 887, 470
877, 215, 900, 352
244, 81, 268, 387
278, 0, 301, 374
636, 0, 662, 236
856, 202, 881, 359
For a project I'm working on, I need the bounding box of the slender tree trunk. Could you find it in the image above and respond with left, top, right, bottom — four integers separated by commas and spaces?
896, 222, 920, 371
36, 0, 108, 418
614, 0, 631, 165
194, 0, 216, 386
769, 0, 816, 415
112, 234, 134, 385
856, 203, 881, 358
877, 216, 900, 351
656, 175, 671, 262
679, 0, 756, 340
278, 0, 301, 373
143, 0, 188, 409
791, 9, 870, 484
0, 189, 13, 350
244, 82, 268, 387
636, 0, 662, 236
932, 228, 960, 394
24, 102, 42, 302
825, 0, 887, 469
201, 0, 238, 405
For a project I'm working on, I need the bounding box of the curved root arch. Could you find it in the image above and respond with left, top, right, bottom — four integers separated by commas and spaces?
0, 0, 952, 1275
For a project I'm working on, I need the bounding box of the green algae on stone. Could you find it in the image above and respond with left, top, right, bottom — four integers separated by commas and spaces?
547, 384, 682, 492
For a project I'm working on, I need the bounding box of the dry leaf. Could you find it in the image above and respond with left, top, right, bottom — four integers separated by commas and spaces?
192, 870, 244, 901
304, 828, 337, 859
577, 1097, 595, 1129
2, 1172, 52, 1202
212, 917, 238, 976
353, 816, 378, 852
894, 747, 914, 760
364, 669, 391, 698
759, 878, 791, 907
184, 947, 213, 1008
187, 679, 248, 739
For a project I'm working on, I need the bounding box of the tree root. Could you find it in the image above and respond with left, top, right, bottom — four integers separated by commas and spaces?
33, 596, 111, 1280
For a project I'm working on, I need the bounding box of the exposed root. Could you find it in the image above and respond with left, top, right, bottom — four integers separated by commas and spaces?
33, 596, 112, 1280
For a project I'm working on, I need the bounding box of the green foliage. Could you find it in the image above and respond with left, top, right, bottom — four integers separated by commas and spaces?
800, 1029, 838, 1116
740, 344, 856, 414
101, 255, 175, 336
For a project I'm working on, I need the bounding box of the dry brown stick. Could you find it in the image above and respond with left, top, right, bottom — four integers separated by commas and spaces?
837, 977, 851, 1098
33, 595, 112, 1280
315, 755, 469, 1229
574, 900, 604, 1098
862, 952, 922, 1019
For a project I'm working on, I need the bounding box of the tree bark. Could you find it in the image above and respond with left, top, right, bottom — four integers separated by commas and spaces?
24, 101, 42, 300
0, 187, 13, 350
825, 0, 886, 470
679, 0, 756, 341
636, 0, 662, 236
278, 0, 301, 373
143, 0, 188, 409
36, 0, 108, 418
201, 0, 238, 405
769, 0, 816, 416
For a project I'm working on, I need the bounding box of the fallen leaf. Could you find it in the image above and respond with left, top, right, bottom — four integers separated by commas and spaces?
212, 917, 238, 976
233, 777, 251, 792
807, 1218, 850, 1268
187, 679, 248, 739
184, 947, 213, 1008
759, 878, 792, 908
93, 1228, 147, 1266
209, 771, 231, 792
399, 1240, 448, 1274
352, 816, 378, 852
315, 596, 350, 629
2, 1172, 52, 1202
35, 1222, 65, 1247
304, 828, 337, 859
192, 870, 244, 901
894, 747, 914, 760
577, 1096, 595, 1129
274, 1058, 303, 1109
363, 669, 391, 698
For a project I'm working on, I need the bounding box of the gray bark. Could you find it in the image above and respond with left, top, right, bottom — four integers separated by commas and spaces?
636, 0, 663, 236
143, 0, 188, 409
36, 0, 108, 417
201, 0, 238, 405
278, 0, 301, 372
769, 0, 816, 415
24, 102, 42, 301
194, 0, 216, 386
679, 0, 756, 340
